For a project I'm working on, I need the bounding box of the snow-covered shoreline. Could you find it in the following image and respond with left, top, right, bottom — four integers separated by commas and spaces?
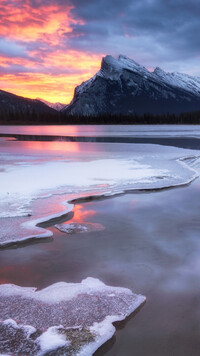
0, 143, 200, 247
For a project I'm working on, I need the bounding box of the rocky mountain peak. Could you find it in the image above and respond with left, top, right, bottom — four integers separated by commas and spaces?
100, 54, 149, 79
153, 67, 166, 76
62, 54, 200, 116
100, 55, 123, 79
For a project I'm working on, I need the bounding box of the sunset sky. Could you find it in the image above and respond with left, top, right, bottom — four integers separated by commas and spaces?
1, 0, 200, 104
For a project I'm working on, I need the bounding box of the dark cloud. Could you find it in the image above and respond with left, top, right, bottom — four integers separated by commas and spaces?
66, 0, 200, 74
3, 0, 200, 73
71, 0, 133, 20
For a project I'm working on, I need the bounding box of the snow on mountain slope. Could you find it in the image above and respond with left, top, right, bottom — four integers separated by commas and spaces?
100, 55, 200, 95
63, 55, 200, 116
99, 55, 151, 79
153, 67, 200, 96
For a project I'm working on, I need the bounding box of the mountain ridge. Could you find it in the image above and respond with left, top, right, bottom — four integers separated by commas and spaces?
62, 55, 200, 116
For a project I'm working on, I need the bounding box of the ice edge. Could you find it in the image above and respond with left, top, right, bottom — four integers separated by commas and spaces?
0, 278, 146, 355
0, 154, 199, 248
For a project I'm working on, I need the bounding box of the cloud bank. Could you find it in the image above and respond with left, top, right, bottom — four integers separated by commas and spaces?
0, 0, 200, 102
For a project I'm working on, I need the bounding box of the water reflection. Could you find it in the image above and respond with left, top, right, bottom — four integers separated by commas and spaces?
22, 140, 81, 153
1, 124, 200, 138
0, 125, 96, 136
1, 181, 200, 354
1, 127, 200, 355
71, 204, 96, 223
0, 138, 125, 158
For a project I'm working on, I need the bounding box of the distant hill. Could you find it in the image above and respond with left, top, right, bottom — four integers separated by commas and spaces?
62, 55, 200, 116
0, 89, 57, 120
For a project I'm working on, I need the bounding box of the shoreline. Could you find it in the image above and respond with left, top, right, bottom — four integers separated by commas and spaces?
0, 152, 198, 248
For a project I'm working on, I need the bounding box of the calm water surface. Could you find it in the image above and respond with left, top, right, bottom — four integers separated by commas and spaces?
1, 182, 200, 355
1, 125, 200, 355
1, 124, 200, 137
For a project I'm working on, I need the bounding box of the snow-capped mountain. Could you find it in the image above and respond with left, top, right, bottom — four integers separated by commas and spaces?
62, 55, 200, 116
36, 98, 66, 111
0, 89, 56, 117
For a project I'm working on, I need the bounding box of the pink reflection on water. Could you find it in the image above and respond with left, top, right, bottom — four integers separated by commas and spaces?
0, 138, 105, 158
22, 140, 81, 154
0, 125, 97, 136
54, 203, 105, 235
0, 265, 40, 286
72, 204, 97, 223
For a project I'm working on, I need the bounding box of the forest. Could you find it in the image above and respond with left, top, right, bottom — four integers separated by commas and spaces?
1, 108, 200, 125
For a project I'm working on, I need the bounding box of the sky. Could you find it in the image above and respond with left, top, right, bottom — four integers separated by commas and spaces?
0, 0, 200, 104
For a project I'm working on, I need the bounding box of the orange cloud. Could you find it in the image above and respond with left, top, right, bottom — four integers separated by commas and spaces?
0, 51, 102, 103
0, 1, 81, 42
0, 1, 103, 102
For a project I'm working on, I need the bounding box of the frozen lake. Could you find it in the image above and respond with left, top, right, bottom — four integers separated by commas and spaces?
1, 125, 200, 355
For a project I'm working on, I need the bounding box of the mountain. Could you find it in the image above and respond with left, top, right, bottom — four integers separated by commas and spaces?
0, 89, 57, 117
36, 98, 66, 111
62, 55, 200, 116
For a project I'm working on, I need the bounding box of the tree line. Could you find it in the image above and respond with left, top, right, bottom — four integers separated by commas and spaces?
1, 108, 200, 125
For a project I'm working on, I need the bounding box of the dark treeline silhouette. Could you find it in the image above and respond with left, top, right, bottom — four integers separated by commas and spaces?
1, 108, 200, 125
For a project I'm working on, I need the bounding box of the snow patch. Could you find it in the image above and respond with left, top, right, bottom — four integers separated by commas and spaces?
153, 67, 200, 96
38, 326, 70, 353
55, 222, 105, 234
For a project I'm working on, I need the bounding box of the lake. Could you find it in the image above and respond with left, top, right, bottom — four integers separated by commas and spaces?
0, 125, 200, 355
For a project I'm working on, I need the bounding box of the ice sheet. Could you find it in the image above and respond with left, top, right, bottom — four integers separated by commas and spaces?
0, 277, 146, 355
0, 142, 199, 246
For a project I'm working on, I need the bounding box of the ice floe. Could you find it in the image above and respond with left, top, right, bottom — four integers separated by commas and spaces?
0, 277, 146, 355
55, 222, 105, 234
